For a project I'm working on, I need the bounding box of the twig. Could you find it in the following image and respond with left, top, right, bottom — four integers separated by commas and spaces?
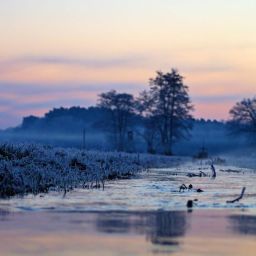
211, 164, 216, 178
226, 187, 246, 203
199, 171, 207, 177
179, 184, 187, 192
187, 173, 200, 177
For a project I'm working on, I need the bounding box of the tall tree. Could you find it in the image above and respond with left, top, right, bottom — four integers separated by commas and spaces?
98, 90, 135, 151
229, 97, 256, 136
145, 69, 193, 155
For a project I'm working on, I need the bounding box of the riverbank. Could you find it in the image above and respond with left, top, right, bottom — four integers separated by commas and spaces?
0, 143, 184, 198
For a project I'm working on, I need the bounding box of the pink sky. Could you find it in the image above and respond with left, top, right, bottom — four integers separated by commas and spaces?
0, 0, 256, 128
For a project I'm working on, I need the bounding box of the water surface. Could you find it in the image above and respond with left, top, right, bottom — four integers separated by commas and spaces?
0, 162, 256, 256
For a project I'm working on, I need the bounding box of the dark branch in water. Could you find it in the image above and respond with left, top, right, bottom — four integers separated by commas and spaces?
211, 164, 216, 179
187, 173, 200, 177
179, 184, 187, 192
187, 200, 193, 208
187, 171, 207, 177
199, 171, 207, 177
226, 187, 246, 203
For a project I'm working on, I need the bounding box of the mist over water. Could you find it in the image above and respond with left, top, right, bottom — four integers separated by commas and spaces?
0, 121, 252, 158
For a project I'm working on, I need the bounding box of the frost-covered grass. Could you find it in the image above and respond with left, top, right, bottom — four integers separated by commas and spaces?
0, 143, 182, 198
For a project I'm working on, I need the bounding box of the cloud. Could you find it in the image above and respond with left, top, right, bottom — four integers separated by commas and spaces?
24, 55, 147, 68
0, 53, 237, 77
182, 64, 235, 73
0, 54, 148, 72
0, 81, 145, 95
192, 94, 245, 103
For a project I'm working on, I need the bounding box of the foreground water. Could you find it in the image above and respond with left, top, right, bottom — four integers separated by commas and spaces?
0, 160, 256, 255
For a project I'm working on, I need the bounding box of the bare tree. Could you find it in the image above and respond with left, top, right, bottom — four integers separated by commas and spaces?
142, 69, 193, 155
229, 98, 256, 136
98, 90, 135, 151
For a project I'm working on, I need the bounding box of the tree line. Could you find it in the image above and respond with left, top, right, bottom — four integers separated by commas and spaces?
11, 68, 256, 154
98, 69, 256, 154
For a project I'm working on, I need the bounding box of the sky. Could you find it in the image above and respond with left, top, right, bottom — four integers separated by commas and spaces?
0, 0, 256, 128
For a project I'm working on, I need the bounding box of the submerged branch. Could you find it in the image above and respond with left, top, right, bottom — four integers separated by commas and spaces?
211, 164, 217, 179
226, 187, 246, 203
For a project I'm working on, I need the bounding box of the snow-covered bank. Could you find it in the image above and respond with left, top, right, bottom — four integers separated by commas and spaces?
0, 143, 184, 198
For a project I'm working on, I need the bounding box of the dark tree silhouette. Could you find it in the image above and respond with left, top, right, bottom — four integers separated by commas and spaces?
140, 69, 193, 155
98, 90, 135, 151
136, 90, 159, 154
229, 98, 256, 136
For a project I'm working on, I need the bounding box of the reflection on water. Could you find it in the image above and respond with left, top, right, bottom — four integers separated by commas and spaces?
0, 209, 10, 221
96, 212, 134, 234
149, 211, 187, 246
96, 211, 188, 247
0, 210, 256, 256
229, 214, 256, 235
